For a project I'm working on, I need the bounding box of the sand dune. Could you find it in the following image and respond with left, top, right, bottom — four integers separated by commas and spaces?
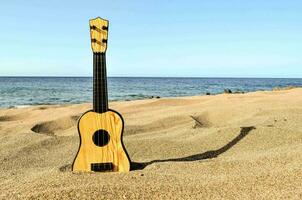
1, 89, 302, 199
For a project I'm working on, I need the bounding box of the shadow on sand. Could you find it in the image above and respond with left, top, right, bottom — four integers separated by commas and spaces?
131, 126, 256, 170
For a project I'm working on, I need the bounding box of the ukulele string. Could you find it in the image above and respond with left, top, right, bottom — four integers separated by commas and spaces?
100, 52, 104, 164
96, 53, 101, 164
104, 53, 113, 169
102, 52, 107, 166
96, 52, 99, 164
95, 53, 99, 164
103, 53, 110, 167
93, 52, 96, 163
103, 53, 111, 166
101, 52, 105, 164
97, 52, 102, 164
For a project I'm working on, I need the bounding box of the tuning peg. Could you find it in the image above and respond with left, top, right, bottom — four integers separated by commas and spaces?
102, 39, 107, 43
102, 26, 108, 30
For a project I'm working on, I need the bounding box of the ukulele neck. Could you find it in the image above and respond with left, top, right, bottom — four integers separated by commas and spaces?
93, 52, 108, 113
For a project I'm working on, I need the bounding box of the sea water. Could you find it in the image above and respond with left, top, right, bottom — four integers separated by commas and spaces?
0, 77, 301, 108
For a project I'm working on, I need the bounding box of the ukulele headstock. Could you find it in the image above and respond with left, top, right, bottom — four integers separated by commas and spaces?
90, 17, 109, 53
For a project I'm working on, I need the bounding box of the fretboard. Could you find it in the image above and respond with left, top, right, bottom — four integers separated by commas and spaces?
93, 53, 108, 113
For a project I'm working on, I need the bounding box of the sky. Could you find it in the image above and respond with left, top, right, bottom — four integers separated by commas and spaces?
0, 0, 301, 78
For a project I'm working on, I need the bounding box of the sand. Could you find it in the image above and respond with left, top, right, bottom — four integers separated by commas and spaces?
0, 88, 302, 199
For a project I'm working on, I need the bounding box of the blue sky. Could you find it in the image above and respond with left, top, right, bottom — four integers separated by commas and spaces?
0, 0, 301, 77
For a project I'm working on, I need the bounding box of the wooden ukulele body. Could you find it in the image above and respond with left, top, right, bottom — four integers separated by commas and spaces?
72, 109, 130, 172
72, 17, 130, 172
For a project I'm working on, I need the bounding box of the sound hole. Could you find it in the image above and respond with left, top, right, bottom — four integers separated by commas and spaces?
92, 129, 110, 147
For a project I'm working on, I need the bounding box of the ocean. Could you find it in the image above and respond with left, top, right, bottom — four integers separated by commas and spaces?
0, 77, 301, 108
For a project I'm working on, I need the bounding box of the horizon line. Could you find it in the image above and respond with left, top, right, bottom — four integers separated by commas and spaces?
0, 76, 301, 79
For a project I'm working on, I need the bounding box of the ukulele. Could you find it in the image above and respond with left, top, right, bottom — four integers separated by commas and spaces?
72, 17, 131, 172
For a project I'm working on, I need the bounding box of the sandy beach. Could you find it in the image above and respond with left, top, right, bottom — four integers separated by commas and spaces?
1, 88, 302, 199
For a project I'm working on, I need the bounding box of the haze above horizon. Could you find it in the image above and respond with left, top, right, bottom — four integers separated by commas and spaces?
0, 1, 301, 78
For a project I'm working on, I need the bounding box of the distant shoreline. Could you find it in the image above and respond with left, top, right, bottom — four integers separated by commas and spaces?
2, 87, 300, 110
0, 76, 302, 79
